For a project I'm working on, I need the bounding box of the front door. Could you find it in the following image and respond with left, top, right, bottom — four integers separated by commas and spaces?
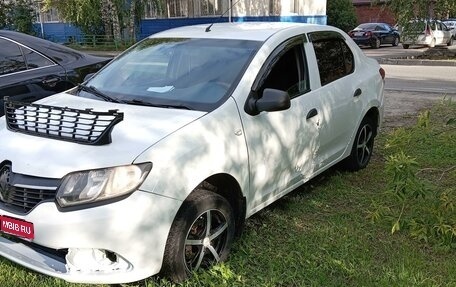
239, 36, 323, 214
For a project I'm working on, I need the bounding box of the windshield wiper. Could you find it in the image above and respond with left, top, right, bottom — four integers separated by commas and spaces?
77, 84, 121, 103
122, 99, 192, 110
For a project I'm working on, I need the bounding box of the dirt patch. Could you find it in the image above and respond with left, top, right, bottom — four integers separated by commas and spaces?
383, 90, 452, 129
416, 47, 456, 60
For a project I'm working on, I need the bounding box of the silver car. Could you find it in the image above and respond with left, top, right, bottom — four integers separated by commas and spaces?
402, 19, 454, 49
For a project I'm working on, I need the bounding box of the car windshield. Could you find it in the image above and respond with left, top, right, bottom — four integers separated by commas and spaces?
82, 38, 260, 111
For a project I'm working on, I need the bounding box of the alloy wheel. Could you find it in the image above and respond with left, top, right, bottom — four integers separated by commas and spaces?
184, 209, 229, 272
356, 124, 373, 167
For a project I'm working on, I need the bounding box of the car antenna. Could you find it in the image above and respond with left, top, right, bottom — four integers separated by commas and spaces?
205, 0, 241, 32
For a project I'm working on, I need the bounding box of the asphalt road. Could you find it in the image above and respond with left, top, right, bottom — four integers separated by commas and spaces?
362, 45, 456, 94
383, 64, 456, 94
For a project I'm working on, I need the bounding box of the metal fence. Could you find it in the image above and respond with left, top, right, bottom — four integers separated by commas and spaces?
65, 34, 133, 51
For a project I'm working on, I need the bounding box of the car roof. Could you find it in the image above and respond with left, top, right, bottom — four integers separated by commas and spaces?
0, 29, 108, 65
149, 22, 323, 41
1, 30, 69, 52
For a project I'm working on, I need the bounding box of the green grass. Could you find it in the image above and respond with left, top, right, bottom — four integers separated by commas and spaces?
1, 100, 455, 287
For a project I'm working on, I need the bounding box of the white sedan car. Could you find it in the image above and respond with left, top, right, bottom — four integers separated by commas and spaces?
0, 22, 384, 284
402, 19, 454, 48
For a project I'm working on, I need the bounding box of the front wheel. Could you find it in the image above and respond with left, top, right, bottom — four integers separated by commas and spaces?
343, 117, 376, 171
161, 188, 235, 282
448, 37, 454, 46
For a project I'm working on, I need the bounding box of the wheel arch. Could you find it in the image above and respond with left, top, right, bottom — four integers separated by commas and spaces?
182, 173, 246, 237
205, 173, 246, 237
364, 106, 380, 137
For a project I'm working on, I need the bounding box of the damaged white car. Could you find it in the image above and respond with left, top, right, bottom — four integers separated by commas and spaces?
0, 22, 384, 284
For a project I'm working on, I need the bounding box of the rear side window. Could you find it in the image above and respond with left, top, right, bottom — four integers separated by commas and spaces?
0, 38, 27, 75
22, 46, 54, 69
0, 38, 54, 76
311, 36, 354, 86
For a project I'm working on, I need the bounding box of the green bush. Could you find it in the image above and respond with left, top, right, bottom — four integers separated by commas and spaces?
327, 0, 358, 32
0, 0, 35, 34
369, 100, 456, 248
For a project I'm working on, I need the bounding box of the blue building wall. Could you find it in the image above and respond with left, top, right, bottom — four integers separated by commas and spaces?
33, 22, 83, 43
34, 15, 327, 44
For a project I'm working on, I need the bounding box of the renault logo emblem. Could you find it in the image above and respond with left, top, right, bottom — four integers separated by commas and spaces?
0, 165, 12, 202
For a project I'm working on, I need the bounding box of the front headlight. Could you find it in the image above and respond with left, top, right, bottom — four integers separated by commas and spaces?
56, 163, 152, 207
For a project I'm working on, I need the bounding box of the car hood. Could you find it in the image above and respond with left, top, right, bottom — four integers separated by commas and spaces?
0, 93, 206, 178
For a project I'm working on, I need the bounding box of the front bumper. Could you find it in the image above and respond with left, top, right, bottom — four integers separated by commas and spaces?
0, 190, 182, 284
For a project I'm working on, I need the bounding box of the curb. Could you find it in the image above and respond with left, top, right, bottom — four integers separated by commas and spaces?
378, 58, 456, 66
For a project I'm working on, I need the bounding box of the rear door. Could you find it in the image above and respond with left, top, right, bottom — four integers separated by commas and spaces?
306, 31, 361, 170
432, 21, 447, 45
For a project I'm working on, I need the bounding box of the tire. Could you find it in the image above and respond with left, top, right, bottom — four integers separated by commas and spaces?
429, 38, 436, 48
343, 117, 376, 171
392, 36, 399, 46
403, 44, 409, 49
448, 37, 454, 46
371, 38, 381, 49
161, 187, 235, 282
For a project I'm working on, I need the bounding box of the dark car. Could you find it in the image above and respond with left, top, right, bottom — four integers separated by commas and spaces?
349, 23, 400, 48
0, 30, 111, 116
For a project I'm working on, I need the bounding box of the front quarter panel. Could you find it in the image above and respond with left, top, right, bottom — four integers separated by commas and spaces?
134, 97, 249, 202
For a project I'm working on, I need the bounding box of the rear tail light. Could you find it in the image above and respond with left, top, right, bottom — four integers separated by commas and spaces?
379, 67, 386, 80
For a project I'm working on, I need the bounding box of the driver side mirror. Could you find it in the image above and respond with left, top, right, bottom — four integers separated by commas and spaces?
244, 88, 291, 116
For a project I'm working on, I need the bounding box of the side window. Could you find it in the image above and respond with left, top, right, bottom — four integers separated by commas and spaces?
312, 38, 354, 86
259, 43, 309, 99
22, 46, 54, 69
0, 38, 27, 76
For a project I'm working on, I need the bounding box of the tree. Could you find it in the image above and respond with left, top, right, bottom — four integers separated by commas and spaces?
384, 0, 456, 27
0, 0, 35, 34
43, 0, 104, 35
43, 0, 160, 42
0, 1, 7, 29
9, 0, 36, 34
326, 0, 358, 32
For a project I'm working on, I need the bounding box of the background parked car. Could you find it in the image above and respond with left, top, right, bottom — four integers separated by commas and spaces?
442, 18, 456, 37
401, 20, 454, 49
0, 30, 111, 116
348, 23, 400, 48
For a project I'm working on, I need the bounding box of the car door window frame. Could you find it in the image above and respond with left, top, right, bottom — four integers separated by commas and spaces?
0, 36, 57, 78
244, 35, 309, 115
307, 31, 355, 86
254, 35, 309, 93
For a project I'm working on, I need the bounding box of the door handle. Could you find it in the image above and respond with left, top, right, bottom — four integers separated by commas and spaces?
42, 77, 60, 87
354, 88, 362, 97
306, 108, 318, 120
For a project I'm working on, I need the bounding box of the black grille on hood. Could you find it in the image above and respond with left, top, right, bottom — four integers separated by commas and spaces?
4, 97, 123, 145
